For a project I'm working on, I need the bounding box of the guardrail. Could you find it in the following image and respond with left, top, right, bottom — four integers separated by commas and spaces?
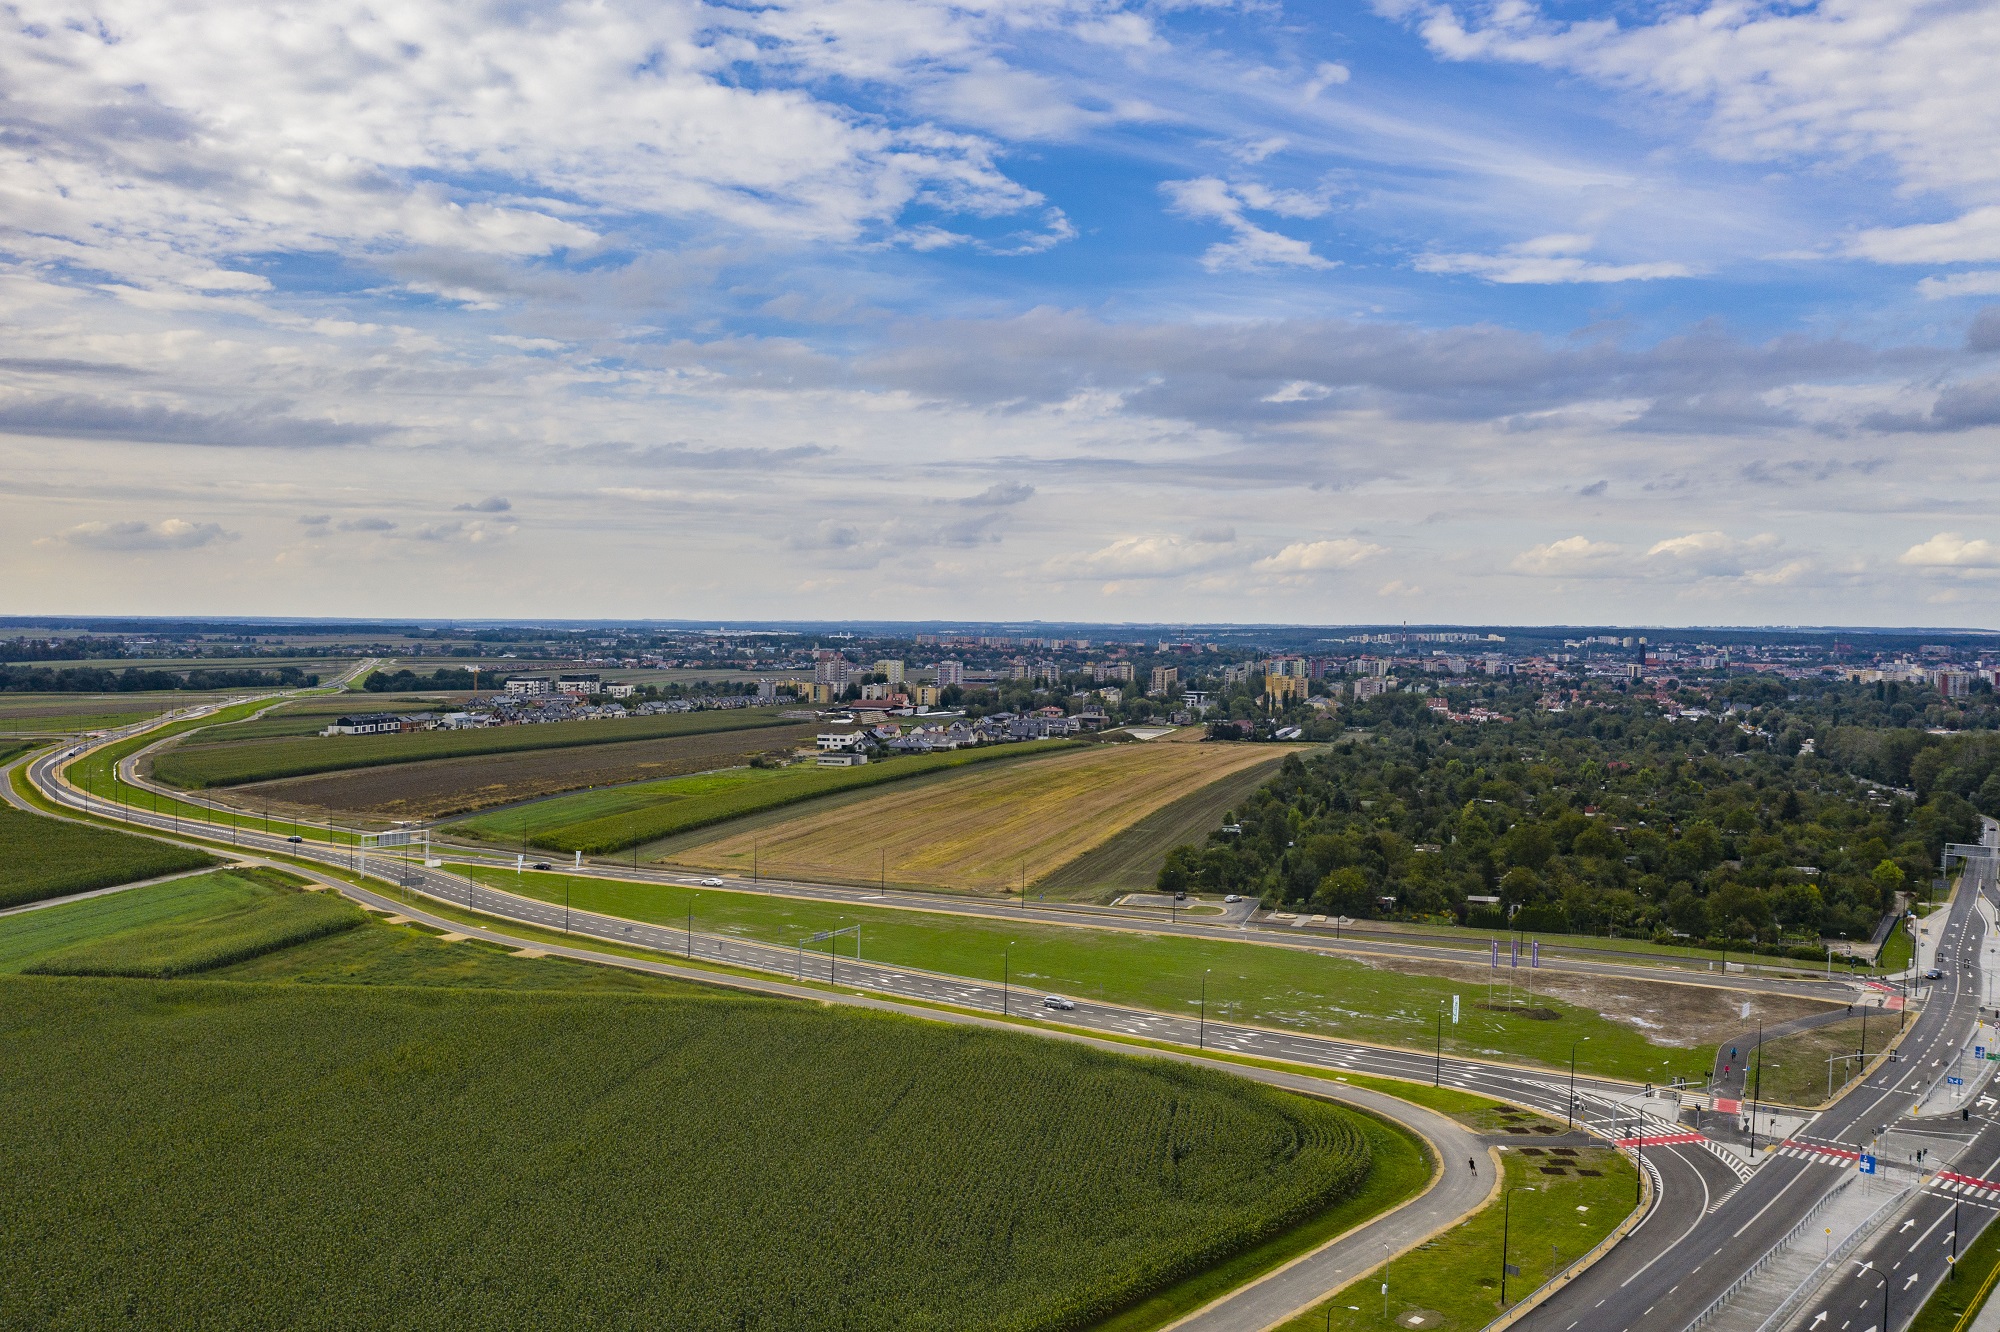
1748, 1181, 1910, 1332
1682, 1174, 1894, 1331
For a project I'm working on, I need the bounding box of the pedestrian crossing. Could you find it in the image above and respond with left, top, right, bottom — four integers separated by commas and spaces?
1615, 1131, 1705, 1147
1928, 1170, 2000, 1203
1774, 1139, 1861, 1167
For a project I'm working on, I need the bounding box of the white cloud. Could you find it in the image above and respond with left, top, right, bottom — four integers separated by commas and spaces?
1377, 578, 1423, 597
1851, 207, 2000, 266
1160, 177, 1335, 272
1510, 535, 1625, 575
1644, 529, 1780, 573
1417, 233, 1694, 284
47, 518, 234, 551
1900, 532, 2000, 568
1383, 0, 2000, 205
1917, 271, 2000, 300
1046, 533, 1235, 578
1254, 538, 1387, 572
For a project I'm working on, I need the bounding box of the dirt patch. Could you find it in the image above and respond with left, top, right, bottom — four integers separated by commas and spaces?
1352, 950, 1835, 1048
1478, 1002, 1562, 1020
230, 723, 821, 821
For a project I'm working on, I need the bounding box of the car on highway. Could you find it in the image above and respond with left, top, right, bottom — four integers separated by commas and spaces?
286, 835, 303, 843
532, 862, 552, 871
698, 878, 724, 887
1042, 995, 1075, 1011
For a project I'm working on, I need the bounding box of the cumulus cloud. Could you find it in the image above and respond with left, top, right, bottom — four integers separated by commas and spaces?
48, 518, 234, 551
1417, 234, 1694, 284
1900, 533, 2000, 568
1046, 533, 1236, 579
339, 517, 398, 532
1254, 538, 1387, 572
453, 496, 512, 513
1510, 535, 1625, 575
1160, 177, 1334, 272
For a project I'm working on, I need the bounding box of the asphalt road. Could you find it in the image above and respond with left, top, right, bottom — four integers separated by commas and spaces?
1515, 838, 1999, 1332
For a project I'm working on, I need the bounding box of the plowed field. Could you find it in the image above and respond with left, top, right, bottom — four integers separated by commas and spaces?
241, 723, 820, 820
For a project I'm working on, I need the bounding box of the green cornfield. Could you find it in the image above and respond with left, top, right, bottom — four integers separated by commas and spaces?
456, 739, 1084, 855
25, 874, 362, 978
0, 978, 1373, 1331
0, 805, 216, 910
150, 708, 803, 788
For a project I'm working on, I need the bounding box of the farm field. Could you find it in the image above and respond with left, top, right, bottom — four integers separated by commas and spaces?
448, 740, 1085, 856
0, 692, 231, 733
679, 739, 1301, 893
20, 867, 363, 979
1037, 750, 1294, 898
1, 975, 1382, 1330
255, 720, 822, 820
0, 804, 216, 911
461, 866, 1827, 1082
1277, 1145, 1637, 1332
151, 705, 803, 788
187, 692, 457, 742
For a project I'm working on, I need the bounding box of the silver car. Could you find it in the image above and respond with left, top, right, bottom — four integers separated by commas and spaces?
1042, 995, 1075, 1011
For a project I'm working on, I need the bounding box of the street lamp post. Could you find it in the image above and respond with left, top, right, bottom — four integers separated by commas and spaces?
1568, 1037, 1589, 1129
687, 893, 697, 959
1002, 943, 1015, 1016
1200, 969, 1211, 1051
1435, 1002, 1445, 1087
1499, 1186, 1535, 1307
1749, 1019, 1764, 1153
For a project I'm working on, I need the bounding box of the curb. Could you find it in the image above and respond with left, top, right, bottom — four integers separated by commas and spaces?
1480, 1146, 1656, 1331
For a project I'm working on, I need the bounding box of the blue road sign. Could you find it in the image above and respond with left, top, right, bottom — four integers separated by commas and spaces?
1949, 1076, 1965, 1086
1859, 1155, 1877, 1175
1978, 1046, 1988, 1060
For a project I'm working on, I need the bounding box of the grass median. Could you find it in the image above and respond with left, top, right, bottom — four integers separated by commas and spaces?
463, 864, 1727, 1084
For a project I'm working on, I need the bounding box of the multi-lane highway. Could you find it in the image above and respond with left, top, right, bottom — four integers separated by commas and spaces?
21, 698, 1997, 1331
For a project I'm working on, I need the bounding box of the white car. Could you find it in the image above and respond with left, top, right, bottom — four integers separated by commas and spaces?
698, 878, 724, 887
1042, 995, 1075, 1011
1224, 894, 1243, 903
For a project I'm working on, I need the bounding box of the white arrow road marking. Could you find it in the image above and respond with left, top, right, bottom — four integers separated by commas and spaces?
1900, 1220, 1916, 1232
1905, 1272, 1921, 1289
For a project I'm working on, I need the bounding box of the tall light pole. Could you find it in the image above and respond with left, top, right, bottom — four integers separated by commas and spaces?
1499, 1186, 1535, 1306
1003, 942, 1014, 1016
1568, 1037, 1589, 1128
1748, 1018, 1764, 1153
1200, 969, 1211, 1051
687, 893, 697, 959
1435, 1002, 1445, 1087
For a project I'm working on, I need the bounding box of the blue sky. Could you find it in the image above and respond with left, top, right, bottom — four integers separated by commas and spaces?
2, 0, 1998, 624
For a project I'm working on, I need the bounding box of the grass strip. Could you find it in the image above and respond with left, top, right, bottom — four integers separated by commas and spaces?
24, 869, 363, 978
1273, 1145, 1639, 1331
462, 864, 1720, 1084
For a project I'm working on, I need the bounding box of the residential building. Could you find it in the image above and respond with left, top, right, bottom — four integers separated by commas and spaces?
934, 660, 964, 687
603, 683, 635, 699
1148, 665, 1178, 696
556, 673, 601, 695
817, 751, 870, 767
872, 659, 905, 684
1093, 661, 1135, 684
1265, 674, 1309, 705
816, 731, 864, 751
321, 713, 407, 736
814, 658, 851, 687
504, 676, 550, 696
1352, 678, 1389, 701
914, 684, 942, 708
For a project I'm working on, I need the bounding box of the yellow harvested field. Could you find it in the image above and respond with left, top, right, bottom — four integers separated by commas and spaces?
676, 740, 1294, 893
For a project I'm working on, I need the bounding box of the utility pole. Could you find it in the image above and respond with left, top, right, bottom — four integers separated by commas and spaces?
1749, 1019, 1764, 1153
1003, 942, 1013, 1016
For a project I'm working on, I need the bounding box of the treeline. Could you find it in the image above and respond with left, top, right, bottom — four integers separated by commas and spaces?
0, 665, 318, 693
362, 668, 478, 692
1159, 688, 1977, 947
0, 636, 127, 663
